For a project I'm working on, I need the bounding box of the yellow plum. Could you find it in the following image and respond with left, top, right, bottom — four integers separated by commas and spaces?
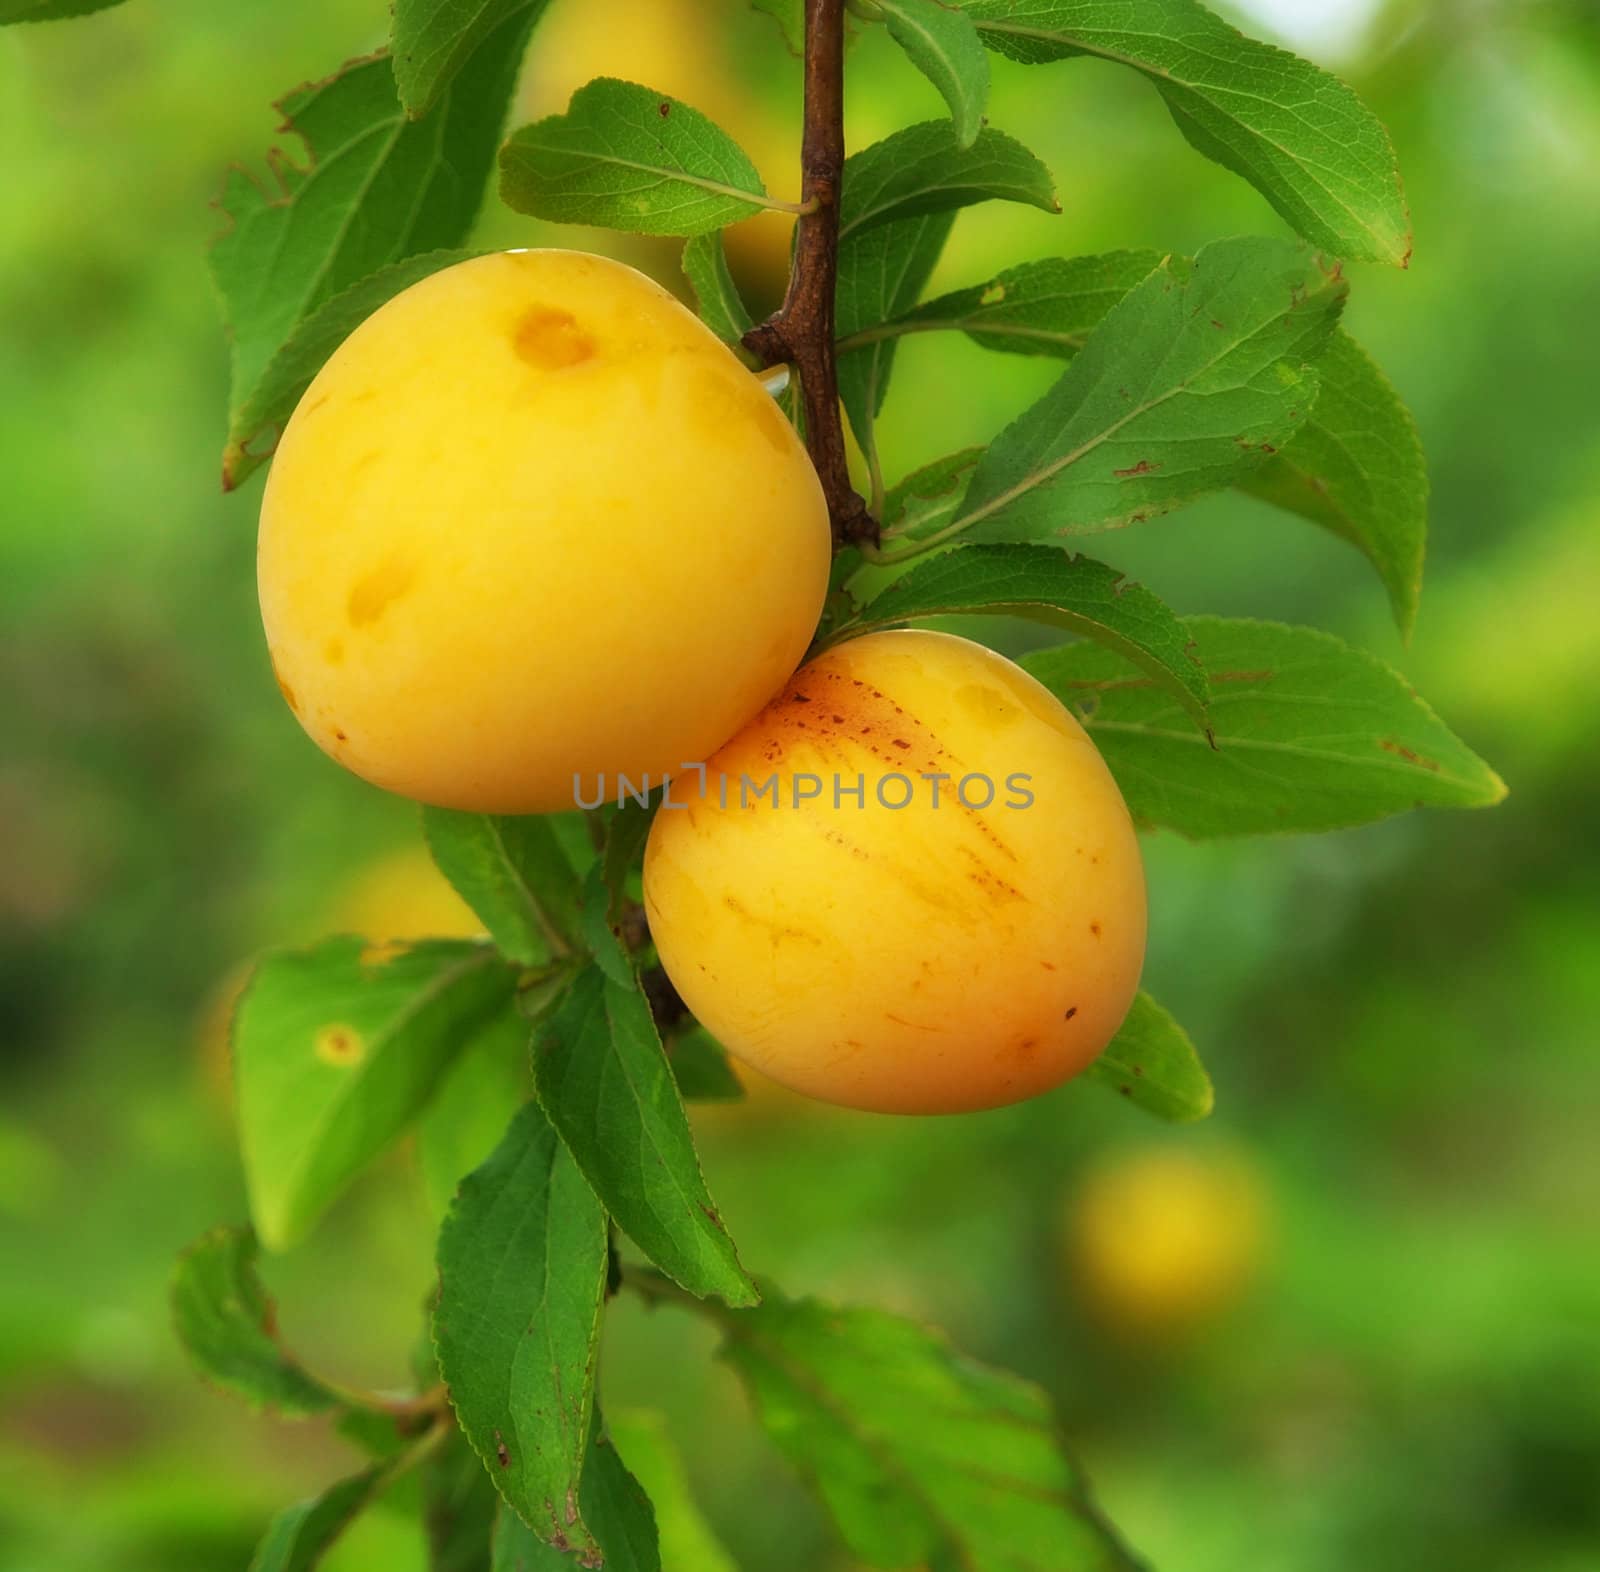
258, 250, 828, 812
645, 630, 1146, 1113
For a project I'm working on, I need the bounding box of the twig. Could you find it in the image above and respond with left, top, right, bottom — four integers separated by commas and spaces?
743, 0, 876, 550
624, 1263, 736, 1324
342, 1380, 449, 1427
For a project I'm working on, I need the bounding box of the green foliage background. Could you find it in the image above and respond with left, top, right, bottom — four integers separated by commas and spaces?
2, 0, 1599, 1567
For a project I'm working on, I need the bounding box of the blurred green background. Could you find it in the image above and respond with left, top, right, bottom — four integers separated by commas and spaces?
2, 0, 1598, 1568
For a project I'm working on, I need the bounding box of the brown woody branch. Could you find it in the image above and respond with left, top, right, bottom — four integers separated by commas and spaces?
743, 0, 876, 550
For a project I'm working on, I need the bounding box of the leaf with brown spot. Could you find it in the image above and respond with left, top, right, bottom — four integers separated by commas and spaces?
489, 1410, 661, 1571
234, 937, 516, 1249
1085, 992, 1212, 1122
1023, 616, 1506, 836
950, 237, 1346, 543
435, 1102, 609, 1562
500, 78, 775, 237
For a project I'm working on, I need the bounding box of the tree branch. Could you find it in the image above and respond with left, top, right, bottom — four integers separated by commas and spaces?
743, 0, 875, 550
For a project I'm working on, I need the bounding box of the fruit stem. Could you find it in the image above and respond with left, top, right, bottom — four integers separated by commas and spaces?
742, 0, 876, 551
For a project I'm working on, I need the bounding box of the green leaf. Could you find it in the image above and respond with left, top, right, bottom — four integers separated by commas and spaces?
719, 1288, 1139, 1570
249, 1466, 391, 1572
1242, 329, 1429, 637
490, 1414, 660, 1571
681, 233, 754, 343
416, 1004, 534, 1221
235, 937, 515, 1250
435, 1102, 609, 1559
533, 967, 759, 1307
880, 448, 984, 541
844, 544, 1208, 727
1085, 992, 1213, 1121
819, 546, 867, 642
501, 79, 776, 237
951, 236, 1346, 544
877, 0, 991, 149
857, 249, 1160, 359
392, 0, 553, 117
836, 213, 956, 456
1022, 616, 1507, 836
602, 799, 658, 914
839, 121, 1058, 242
422, 809, 581, 966
515, 965, 579, 1025
171, 1227, 339, 1417
422, 1424, 502, 1572
568, 1419, 662, 1572
213, 24, 532, 489
577, 799, 658, 987
857, 262, 1427, 633
665, 1024, 746, 1103
581, 862, 635, 988
550, 812, 602, 878
490, 1507, 541, 1571
747, 0, 804, 52
225, 249, 481, 487
966, 0, 1412, 265
610, 1411, 737, 1572
0, 0, 123, 22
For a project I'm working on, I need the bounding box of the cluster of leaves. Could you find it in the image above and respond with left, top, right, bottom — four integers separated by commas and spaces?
174, 799, 1153, 1570
12, 0, 1509, 1565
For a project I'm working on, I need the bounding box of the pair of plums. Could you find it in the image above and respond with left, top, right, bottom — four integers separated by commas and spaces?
258, 251, 1145, 1114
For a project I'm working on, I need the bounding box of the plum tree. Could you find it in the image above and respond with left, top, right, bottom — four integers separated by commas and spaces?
144, 0, 1499, 1554
644, 629, 1147, 1114
258, 249, 829, 812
